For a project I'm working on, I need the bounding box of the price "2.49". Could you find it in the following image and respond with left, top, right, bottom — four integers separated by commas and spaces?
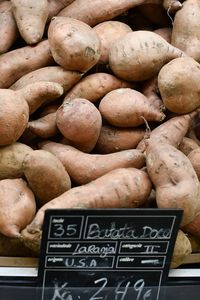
51, 277, 152, 300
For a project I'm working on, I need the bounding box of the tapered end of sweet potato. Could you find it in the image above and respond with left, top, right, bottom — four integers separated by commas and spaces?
20, 225, 42, 254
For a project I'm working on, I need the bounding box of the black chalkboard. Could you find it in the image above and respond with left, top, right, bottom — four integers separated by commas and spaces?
37, 208, 182, 300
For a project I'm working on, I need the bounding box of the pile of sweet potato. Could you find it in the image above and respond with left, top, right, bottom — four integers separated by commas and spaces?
1, 0, 200, 268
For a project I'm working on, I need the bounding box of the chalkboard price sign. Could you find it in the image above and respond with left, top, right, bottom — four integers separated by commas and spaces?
37, 208, 182, 300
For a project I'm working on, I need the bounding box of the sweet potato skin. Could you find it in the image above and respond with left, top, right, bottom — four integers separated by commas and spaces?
137, 112, 196, 152
48, 17, 101, 72
99, 88, 165, 127
58, 0, 159, 27
10, 66, 82, 93
95, 125, 145, 154
27, 112, 58, 139
109, 30, 184, 81
170, 230, 192, 268
179, 137, 199, 156
0, 89, 29, 146
0, 142, 33, 179
40, 141, 146, 184
93, 21, 132, 64
19, 81, 63, 114
22, 150, 71, 207
158, 57, 200, 113
171, 0, 200, 62
0, 178, 36, 238
0, 1, 18, 54
56, 98, 102, 152
64, 73, 132, 103
188, 148, 200, 180
11, 0, 48, 44
21, 167, 152, 252
146, 142, 200, 227
0, 39, 53, 88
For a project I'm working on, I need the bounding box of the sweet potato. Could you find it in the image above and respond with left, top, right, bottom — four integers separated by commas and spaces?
10, 66, 82, 93
48, 0, 75, 20
27, 112, 58, 139
0, 89, 29, 146
48, 17, 101, 72
0, 1, 18, 54
158, 57, 200, 114
0, 178, 36, 238
188, 148, 200, 180
170, 230, 192, 269
137, 111, 197, 152
64, 73, 132, 103
99, 88, 165, 127
146, 142, 200, 227
21, 167, 152, 252
11, 0, 48, 44
22, 150, 71, 207
109, 30, 184, 81
58, 0, 162, 27
56, 98, 102, 152
0, 81, 63, 146
171, 0, 200, 62
93, 21, 132, 65
179, 137, 199, 156
19, 81, 63, 114
0, 39, 54, 88
0, 142, 33, 179
140, 76, 165, 111
183, 211, 200, 239
40, 141, 145, 184
154, 27, 172, 43
95, 125, 145, 154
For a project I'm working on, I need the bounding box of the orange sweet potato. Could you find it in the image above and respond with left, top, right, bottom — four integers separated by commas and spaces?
146, 142, 200, 227
137, 111, 197, 152
0, 1, 18, 54
154, 27, 172, 43
109, 30, 184, 81
0, 178, 36, 238
22, 150, 71, 207
58, 0, 164, 27
0, 39, 54, 88
64, 73, 132, 103
27, 112, 58, 139
158, 57, 200, 114
188, 148, 200, 180
40, 141, 145, 185
10, 66, 82, 93
140, 76, 165, 111
0, 81, 63, 146
95, 125, 145, 154
19, 81, 63, 114
99, 88, 165, 127
11, 0, 48, 44
48, 17, 101, 72
171, 0, 200, 62
93, 21, 132, 64
0, 142, 33, 179
56, 98, 102, 152
179, 137, 199, 156
48, 0, 75, 20
21, 167, 152, 252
